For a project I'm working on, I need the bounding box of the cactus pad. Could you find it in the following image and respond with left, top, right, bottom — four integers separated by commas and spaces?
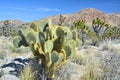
26, 32, 36, 44
64, 45, 72, 58
38, 22, 48, 32
44, 40, 53, 53
39, 32, 45, 44
51, 51, 59, 63
30, 23, 38, 32
13, 36, 22, 48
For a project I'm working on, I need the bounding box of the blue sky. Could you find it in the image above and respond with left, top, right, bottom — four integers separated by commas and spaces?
0, 0, 120, 22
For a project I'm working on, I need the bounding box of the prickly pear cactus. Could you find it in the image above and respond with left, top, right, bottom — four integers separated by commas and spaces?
13, 21, 77, 79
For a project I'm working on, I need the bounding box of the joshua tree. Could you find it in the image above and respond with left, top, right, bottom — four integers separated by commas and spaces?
92, 18, 110, 38
2, 20, 11, 37
102, 26, 120, 40
73, 20, 90, 45
58, 14, 66, 26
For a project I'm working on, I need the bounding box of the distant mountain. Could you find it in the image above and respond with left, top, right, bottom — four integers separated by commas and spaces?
42, 8, 120, 26
0, 20, 25, 28
0, 8, 120, 28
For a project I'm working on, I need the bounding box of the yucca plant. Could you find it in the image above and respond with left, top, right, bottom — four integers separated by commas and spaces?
73, 20, 90, 45
102, 26, 120, 40
92, 18, 111, 38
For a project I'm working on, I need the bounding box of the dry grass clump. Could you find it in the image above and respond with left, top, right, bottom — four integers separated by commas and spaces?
20, 63, 35, 80
19, 60, 48, 80
73, 47, 98, 65
99, 40, 120, 54
80, 55, 102, 80
71, 48, 103, 80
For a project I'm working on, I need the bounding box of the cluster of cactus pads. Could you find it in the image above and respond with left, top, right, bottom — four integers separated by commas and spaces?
13, 21, 77, 79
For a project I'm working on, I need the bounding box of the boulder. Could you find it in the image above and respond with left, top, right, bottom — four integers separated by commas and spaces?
1, 74, 20, 80
0, 67, 15, 76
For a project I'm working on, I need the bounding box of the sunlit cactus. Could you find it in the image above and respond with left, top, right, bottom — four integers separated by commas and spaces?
13, 20, 77, 80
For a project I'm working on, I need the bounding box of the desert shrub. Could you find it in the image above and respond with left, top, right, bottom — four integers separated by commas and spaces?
0, 20, 18, 37
0, 51, 7, 59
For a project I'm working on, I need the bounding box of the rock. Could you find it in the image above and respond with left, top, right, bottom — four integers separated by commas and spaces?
0, 67, 15, 75
0, 59, 4, 67
1, 74, 20, 80
0, 57, 35, 77
13, 58, 23, 63
13, 58, 33, 65
115, 76, 120, 80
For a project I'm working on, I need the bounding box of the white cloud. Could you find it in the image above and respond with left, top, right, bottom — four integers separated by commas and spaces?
8, 7, 32, 11
7, 7, 62, 12
35, 8, 62, 12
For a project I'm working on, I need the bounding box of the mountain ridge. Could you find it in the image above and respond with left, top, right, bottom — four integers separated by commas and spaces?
0, 8, 120, 28
43, 8, 120, 26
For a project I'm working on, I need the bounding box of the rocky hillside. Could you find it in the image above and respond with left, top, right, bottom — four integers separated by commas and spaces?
43, 8, 120, 26
0, 8, 120, 28
0, 20, 25, 28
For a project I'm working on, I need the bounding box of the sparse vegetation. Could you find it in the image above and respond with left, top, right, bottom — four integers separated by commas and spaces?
11, 18, 120, 80
0, 8, 120, 80
0, 20, 18, 37
80, 57, 100, 80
